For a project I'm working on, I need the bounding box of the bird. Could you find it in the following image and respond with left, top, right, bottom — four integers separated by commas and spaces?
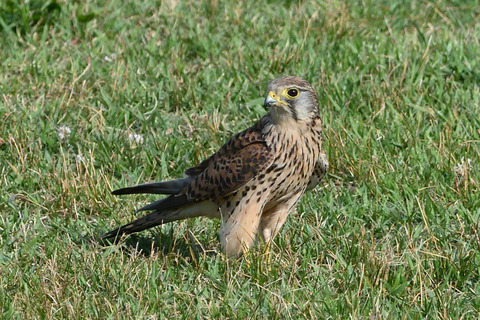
103, 76, 328, 257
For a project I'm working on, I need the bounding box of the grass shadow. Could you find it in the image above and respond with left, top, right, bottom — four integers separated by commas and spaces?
95, 230, 219, 262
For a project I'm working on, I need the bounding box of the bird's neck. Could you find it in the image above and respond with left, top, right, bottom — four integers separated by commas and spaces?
262, 115, 311, 139
268, 109, 312, 133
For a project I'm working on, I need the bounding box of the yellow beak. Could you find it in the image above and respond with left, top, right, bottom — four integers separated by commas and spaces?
264, 91, 287, 108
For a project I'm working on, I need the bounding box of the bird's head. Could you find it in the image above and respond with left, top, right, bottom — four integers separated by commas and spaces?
264, 76, 319, 124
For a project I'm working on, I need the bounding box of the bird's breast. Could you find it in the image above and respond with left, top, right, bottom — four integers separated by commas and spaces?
262, 126, 321, 200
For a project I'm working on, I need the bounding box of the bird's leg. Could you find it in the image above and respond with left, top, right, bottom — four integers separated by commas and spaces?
259, 207, 290, 243
219, 203, 262, 257
259, 196, 302, 267
261, 241, 273, 270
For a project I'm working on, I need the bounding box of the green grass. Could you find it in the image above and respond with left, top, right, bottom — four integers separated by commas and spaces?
1, 0, 479, 318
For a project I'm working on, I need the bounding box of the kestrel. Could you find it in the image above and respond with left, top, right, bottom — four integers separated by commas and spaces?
103, 76, 328, 257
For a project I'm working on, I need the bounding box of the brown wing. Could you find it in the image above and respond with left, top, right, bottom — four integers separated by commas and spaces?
306, 150, 329, 190
183, 117, 269, 178
184, 155, 213, 177
185, 117, 274, 202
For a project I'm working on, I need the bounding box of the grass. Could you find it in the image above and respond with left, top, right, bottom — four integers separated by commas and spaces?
1, 0, 479, 318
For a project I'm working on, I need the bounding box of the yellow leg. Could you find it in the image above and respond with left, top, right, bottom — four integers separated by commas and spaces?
263, 241, 272, 271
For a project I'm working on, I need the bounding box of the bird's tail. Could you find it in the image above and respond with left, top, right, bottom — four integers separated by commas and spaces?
111, 178, 191, 195
102, 208, 185, 240
102, 194, 194, 241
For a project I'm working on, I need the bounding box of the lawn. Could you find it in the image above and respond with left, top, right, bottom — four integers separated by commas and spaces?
1, 0, 479, 318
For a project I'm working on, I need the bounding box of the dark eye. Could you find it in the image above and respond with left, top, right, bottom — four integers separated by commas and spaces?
287, 88, 299, 97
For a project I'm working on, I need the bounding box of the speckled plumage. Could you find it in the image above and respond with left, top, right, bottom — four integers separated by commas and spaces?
103, 76, 328, 256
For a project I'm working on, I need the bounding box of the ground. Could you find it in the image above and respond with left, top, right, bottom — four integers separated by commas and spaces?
1, 0, 479, 318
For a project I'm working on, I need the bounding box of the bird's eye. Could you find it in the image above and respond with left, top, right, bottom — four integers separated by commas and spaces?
286, 88, 299, 98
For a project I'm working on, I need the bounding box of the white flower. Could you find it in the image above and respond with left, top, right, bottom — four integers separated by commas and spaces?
75, 153, 85, 164
58, 126, 71, 139
453, 157, 472, 177
104, 53, 117, 62
128, 133, 144, 144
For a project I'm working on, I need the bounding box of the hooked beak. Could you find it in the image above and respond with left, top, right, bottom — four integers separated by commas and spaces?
264, 91, 280, 108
